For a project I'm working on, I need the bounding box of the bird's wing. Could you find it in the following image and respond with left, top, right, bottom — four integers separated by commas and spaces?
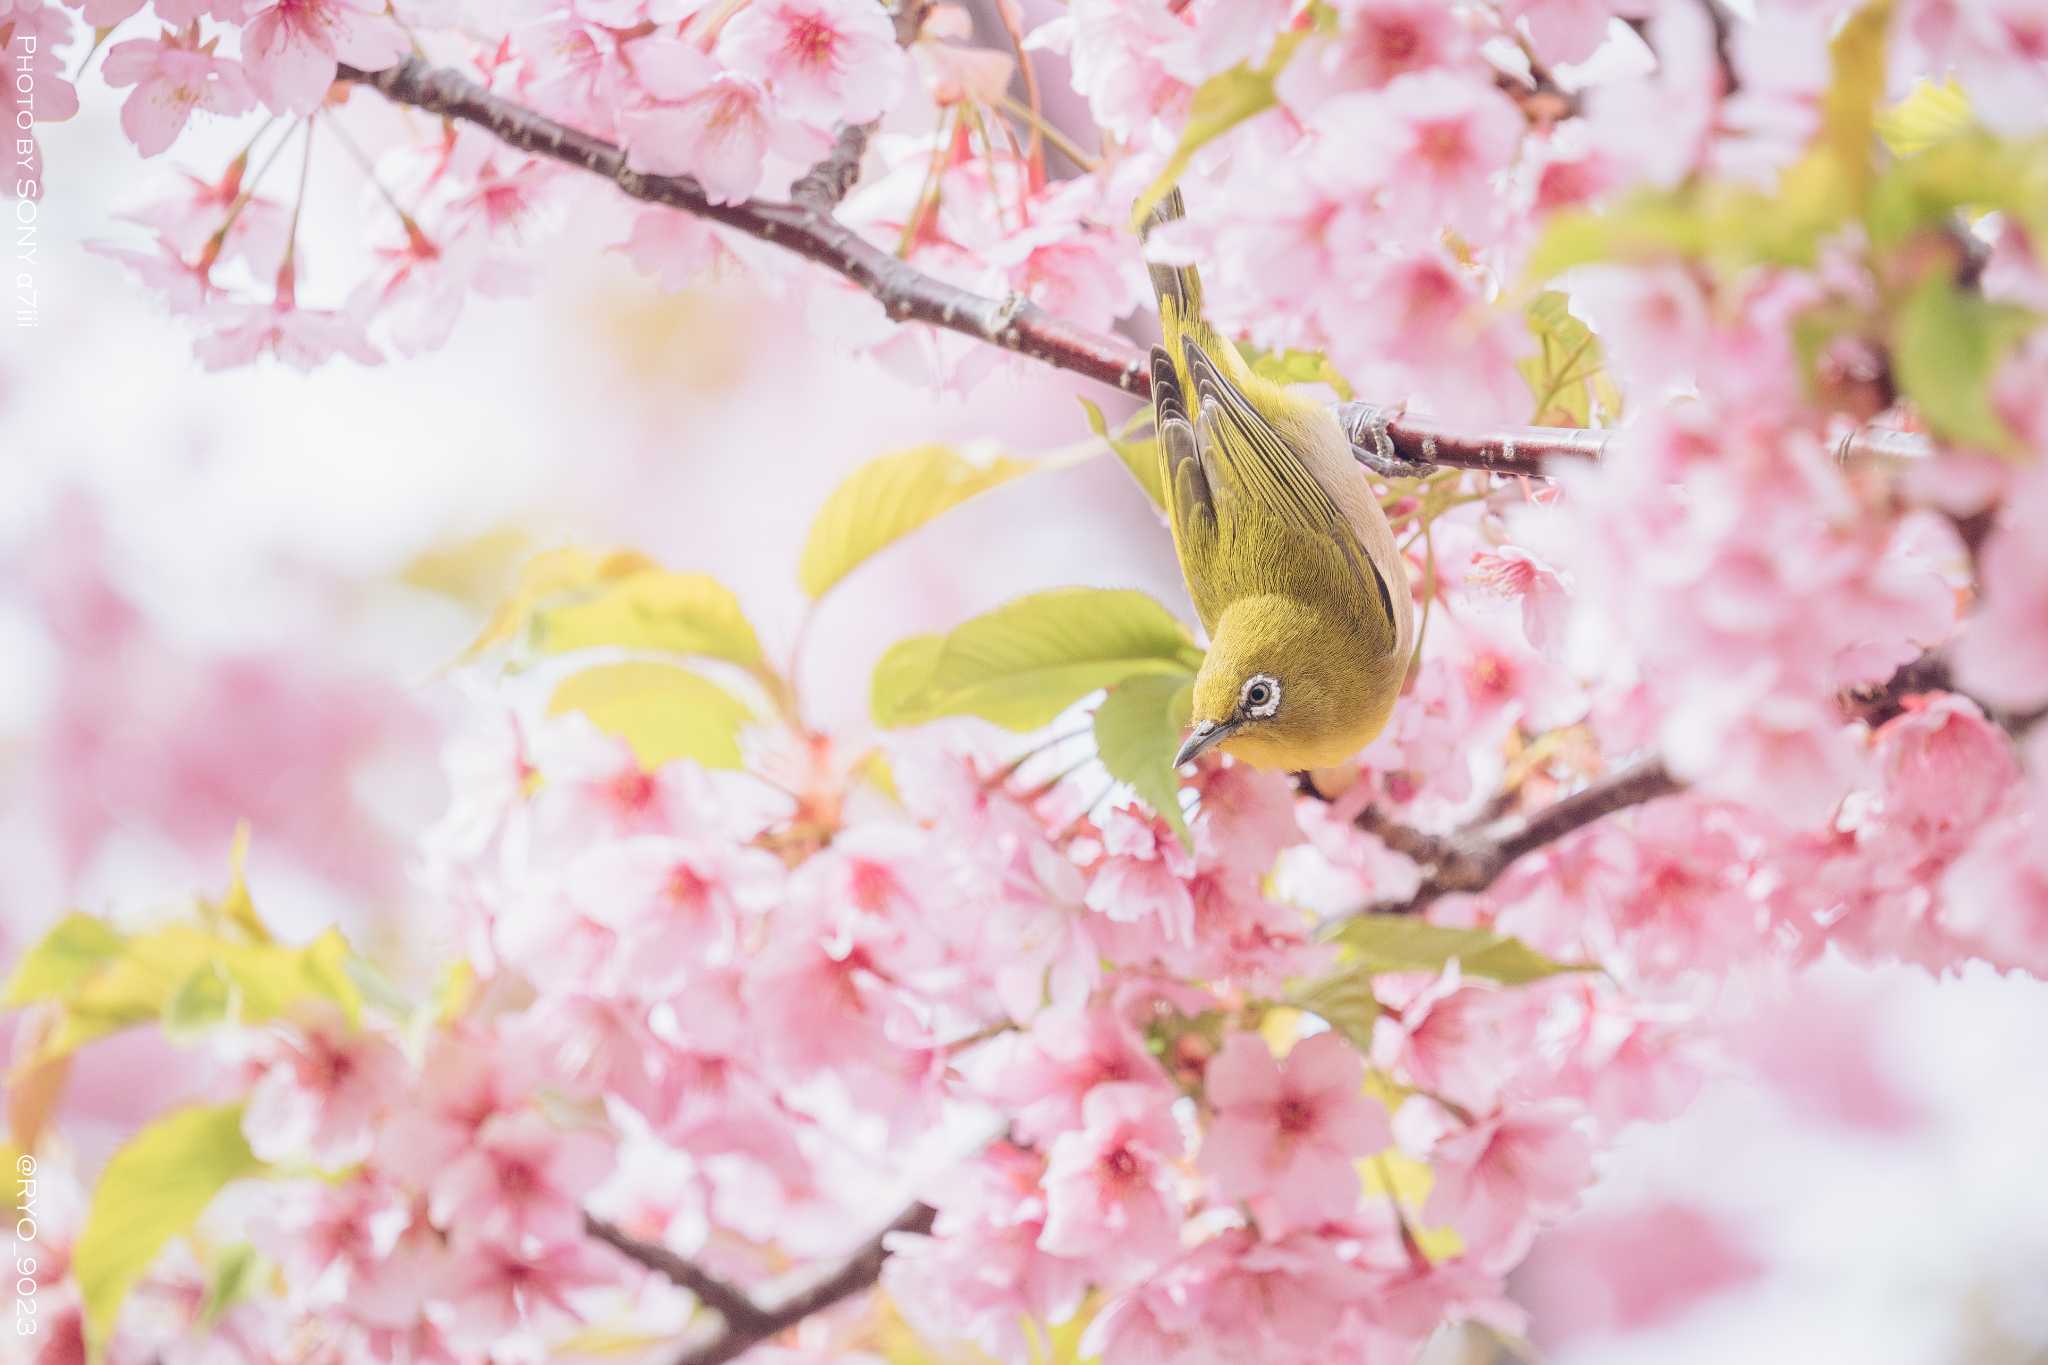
1181, 338, 1407, 655
1151, 345, 1226, 631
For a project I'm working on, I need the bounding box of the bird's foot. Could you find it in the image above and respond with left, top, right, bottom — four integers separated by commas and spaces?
1333, 400, 1433, 479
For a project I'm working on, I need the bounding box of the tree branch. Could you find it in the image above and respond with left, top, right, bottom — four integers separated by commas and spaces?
584, 1203, 937, 1365
1331, 640, 2039, 925
1342, 758, 1683, 922
585, 1215, 774, 1335
334, 57, 1933, 476
335, 58, 1150, 395
672, 1202, 938, 1365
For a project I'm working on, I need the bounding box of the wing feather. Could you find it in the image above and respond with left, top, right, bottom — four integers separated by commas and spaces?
1180, 338, 1403, 650
1151, 346, 1225, 630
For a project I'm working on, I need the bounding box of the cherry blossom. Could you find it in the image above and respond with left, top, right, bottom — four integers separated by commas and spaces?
1036, 1082, 1185, 1268
240, 0, 407, 115
102, 27, 257, 157
1199, 1031, 1391, 1235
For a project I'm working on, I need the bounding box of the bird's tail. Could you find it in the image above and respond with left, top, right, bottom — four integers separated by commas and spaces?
1141, 187, 1206, 353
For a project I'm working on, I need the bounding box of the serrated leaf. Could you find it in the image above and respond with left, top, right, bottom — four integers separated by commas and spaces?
1330, 917, 1591, 985
1093, 672, 1196, 846
1876, 78, 1973, 156
532, 568, 764, 671
800, 445, 1035, 599
547, 661, 753, 769
1130, 34, 1303, 228
76, 1103, 267, 1355
1891, 272, 2039, 453
1289, 963, 1380, 1056
1080, 397, 1164, 510
874, 589, 1205, 733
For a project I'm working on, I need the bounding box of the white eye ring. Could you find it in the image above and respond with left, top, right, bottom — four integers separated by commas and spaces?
1240, 673, 1281, 719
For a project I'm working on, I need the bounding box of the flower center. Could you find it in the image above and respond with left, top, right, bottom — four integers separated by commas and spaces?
784, 12, 841, 69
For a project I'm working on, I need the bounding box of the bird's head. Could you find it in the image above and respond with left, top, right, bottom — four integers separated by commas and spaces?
1175, 594, 1394, 772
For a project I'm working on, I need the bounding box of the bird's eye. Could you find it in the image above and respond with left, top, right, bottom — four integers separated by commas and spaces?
1241, 674, 1280, 716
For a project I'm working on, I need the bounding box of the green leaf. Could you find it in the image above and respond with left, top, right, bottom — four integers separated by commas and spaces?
198, 1243, 268, 1328
1516, 290, 1606, 427
1288, 964, 1380, 1056
1876, 78, 1973, 156
1891, 272, 2039, 453
1524, 3, 1894, 287
1812, 0, 1893, 209
1130, 33, 1303, 229
13, 922, 363, 1072
1093, 672, 1196, 847
532, 568, 764, 670
1866, 131, 2048, 251
547, 661, 753, 769
1330, 917, 1591, 985
162, 961, 236, 1038
874, 589, 1205, 733
76, 1103, 267, 1355
870, 633, 948, 728
800, 444, 1035, 599
1239, 345, 1357, 401
2, 913, 128, 1007
1080, 396, 1164, 511
459, 546, 658, 662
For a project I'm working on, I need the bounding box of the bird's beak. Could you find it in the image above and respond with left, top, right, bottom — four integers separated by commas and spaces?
1174, 718, 1239, 768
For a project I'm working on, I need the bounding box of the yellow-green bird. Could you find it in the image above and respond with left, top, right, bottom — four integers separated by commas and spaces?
1146, 189, 1415, 773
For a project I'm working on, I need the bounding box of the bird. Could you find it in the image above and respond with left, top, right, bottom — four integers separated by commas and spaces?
1144, 187, 1415, 773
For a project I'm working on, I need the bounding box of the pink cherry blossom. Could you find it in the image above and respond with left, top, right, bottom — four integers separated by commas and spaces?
427, 1110, 614, 1248
440, 1238, 615, 1345
240, 1006, 406, 1165
1037, 1082, 1185, 1268
717, 0, 908, 126
1376, 965, 1519, 1111
1419, 1101, 1595, 1266
1085, 803, 1198, 948
240, 0, 408, 115
1325, 72, 1525, 240
102, 29, 257, 158
193, 289, 386, 371
1506, 0, 1653, 67
1954, 463, 2048, 711
989, 1002, 1170, 1144
1200, 1031, 1391, 1235
884, 1144, 1091, 1362
1278, 0, 1472, 115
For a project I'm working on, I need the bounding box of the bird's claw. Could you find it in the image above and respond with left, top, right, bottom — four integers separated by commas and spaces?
1334, 400, 1432, 478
